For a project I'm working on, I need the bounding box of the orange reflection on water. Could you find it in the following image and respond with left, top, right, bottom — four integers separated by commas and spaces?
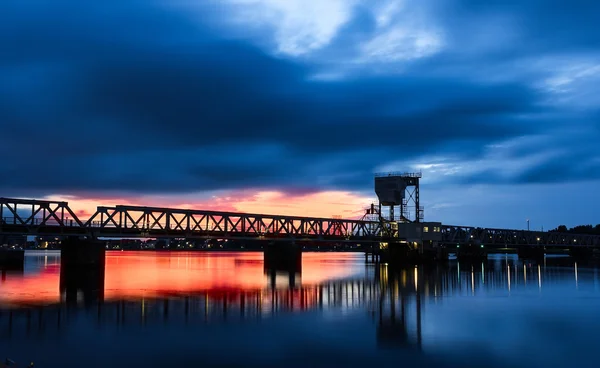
0, 251, 361, 306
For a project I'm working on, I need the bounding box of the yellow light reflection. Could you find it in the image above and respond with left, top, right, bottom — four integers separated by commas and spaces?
414, 266, 418, 291
538, 264, 542, 290
507, 264, 511, 292
471, 269, 474, 295
481, 263, 485, 284
380, 264, 389, 287
575, 262, 578, 289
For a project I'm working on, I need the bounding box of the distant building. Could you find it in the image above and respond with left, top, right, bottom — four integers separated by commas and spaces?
36, 236, 63, 249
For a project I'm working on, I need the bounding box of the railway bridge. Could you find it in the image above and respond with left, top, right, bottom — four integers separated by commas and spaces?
0, 197, 598, 246
0, 195, 598, 267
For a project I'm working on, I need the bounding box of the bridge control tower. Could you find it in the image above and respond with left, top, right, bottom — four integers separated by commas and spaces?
370, 172, 442, 258
374, 172, 423, 223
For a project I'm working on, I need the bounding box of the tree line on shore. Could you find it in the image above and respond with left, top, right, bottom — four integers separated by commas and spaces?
550, 224, 600, 235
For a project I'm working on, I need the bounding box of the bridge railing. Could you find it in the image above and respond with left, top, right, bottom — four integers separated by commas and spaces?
1, 217, 82, 227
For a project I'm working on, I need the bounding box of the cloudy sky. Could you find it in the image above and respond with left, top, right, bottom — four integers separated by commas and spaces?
1, 0, 599, 229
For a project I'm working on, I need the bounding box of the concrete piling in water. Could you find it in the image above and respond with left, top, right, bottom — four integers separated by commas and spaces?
264, 241, 302, 274
517, 246, 545, 260
0, 249, 25, 269
376, 242, 451, 266
60, 236, 106, 306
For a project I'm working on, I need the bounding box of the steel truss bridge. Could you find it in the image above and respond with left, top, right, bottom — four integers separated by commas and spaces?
0, 197, 387, 242
1, 197, 599, 247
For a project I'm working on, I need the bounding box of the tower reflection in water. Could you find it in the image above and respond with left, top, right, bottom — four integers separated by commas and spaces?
0, 254, 590, 350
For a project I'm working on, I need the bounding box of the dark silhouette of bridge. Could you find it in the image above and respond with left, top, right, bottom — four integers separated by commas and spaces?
2, 197, 599, 247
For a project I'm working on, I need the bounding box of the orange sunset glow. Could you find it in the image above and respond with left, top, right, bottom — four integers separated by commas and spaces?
0, 252, 363, 306
42, 190, 373, 221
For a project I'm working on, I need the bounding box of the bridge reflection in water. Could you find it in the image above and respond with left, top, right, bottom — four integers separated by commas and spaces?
0, 272, 424, 347
0, 253, 589, 352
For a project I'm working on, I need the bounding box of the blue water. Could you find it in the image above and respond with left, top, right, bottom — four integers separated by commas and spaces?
1, 252, 599, 367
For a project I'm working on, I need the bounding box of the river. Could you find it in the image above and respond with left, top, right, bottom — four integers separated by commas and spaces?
1, 251, 599, 367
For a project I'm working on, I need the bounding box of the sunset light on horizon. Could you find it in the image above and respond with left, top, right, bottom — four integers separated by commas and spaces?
41, 190, 374, 221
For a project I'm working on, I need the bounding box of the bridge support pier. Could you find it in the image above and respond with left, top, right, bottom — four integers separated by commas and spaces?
60, 237, 105, 306
435, 246, 449, 262
569, 247, 594, 260
381, 242, 447, 265
264, 241, 302, 274
365, 244, 381, 263
0, 249, 25, 269
518, 246, 545, 260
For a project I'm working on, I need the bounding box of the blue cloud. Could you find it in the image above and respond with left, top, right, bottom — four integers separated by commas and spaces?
0, 0, 599, 216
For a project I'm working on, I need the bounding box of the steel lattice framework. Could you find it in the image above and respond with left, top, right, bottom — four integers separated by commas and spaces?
441, 225, 600, 247
84, 205, 390, 241
0, 197, 84, 229
0, 198, 391, 242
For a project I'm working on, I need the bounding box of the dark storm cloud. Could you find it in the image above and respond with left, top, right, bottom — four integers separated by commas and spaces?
456, 155, 600, 187
514, 160, 600, 184
0, 0, 591, 197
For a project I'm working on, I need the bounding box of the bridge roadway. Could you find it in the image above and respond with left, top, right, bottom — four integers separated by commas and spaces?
1, 197, 599, 247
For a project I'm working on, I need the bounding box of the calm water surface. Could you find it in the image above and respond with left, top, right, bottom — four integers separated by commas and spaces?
1, 251, 599, 367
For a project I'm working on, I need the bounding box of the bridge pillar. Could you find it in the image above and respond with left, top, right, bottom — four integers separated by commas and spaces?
435, 246, 449, 262
60, 237, 105, 306
517, 246, 545, 260
264, 241, 302, 274
569, 247, 594, 260
380, 242, 449, 265
0, 249, 25, 269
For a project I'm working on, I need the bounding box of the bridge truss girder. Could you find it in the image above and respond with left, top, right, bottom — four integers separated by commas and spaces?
0, 197, 84, 234
84, 205, 388, 241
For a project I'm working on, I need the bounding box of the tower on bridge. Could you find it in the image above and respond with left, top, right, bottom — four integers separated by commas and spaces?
373, 172, 423, 223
